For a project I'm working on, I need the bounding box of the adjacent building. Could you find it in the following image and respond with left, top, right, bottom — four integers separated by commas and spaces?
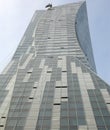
0, 1, 110, 130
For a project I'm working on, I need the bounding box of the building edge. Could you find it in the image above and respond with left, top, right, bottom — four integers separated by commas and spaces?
75, 1, 97, 72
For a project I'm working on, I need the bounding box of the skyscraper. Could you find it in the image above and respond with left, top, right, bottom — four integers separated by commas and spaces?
0, 1, 110, 130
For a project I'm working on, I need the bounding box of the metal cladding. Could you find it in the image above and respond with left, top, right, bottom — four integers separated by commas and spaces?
0, 1, 110, 130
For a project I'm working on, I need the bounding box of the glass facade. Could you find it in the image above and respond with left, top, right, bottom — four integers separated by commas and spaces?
0, 1, 110, 130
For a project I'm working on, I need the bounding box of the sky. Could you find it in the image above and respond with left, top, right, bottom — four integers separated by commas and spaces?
0, 0, 110, 84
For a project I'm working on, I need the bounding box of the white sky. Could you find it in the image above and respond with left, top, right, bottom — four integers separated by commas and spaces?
0, 0, 110, 84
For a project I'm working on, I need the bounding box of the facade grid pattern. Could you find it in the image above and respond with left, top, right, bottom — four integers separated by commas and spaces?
0, 1, 110, 130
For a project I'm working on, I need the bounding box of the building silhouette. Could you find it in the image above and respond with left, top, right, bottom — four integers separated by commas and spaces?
0, 1, 110, 130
